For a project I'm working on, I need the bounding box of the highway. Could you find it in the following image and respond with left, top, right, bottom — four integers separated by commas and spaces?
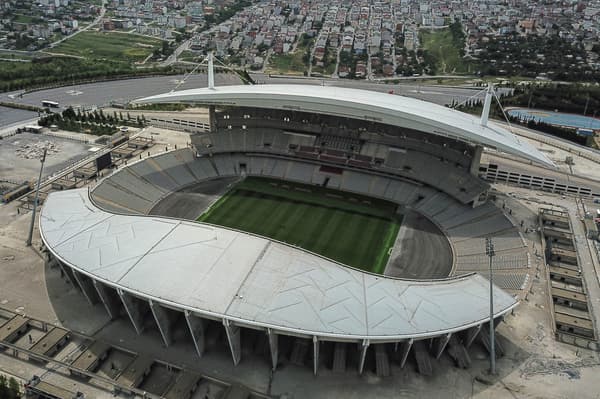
252, 72, 510, 106
0, 106, 39, 128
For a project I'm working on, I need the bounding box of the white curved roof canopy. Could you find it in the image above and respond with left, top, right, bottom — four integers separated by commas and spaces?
136, 84, 553, 167
40, 188, 517, 340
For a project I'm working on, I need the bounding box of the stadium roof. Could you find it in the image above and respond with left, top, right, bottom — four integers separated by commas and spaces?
135, 84, 553, 167
41, 188, 518, 341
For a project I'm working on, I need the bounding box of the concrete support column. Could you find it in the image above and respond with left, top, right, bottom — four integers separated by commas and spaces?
374, 344, 391, 377
72, 270, 100, 306
118, 289, 144, 335
209, 105, 217, 133
470, 145, 483, 176
58, 261, 78, 287
312, 336, 319, 376
267, 329, 278, 371
149, 300, 173, 347
433, 333, 451, 359
93, 280, 121, 320
358, 339, 369, 375
184, 310, 205, 358
332, 343, 347, 373
45, 255, 58, 269
223, 319, 241, 366
399, 338, 413, 368
464, 324, 482, 348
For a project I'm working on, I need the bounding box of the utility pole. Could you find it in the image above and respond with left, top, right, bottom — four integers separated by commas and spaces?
485, 237, 496, 375
26, 148, 47, 247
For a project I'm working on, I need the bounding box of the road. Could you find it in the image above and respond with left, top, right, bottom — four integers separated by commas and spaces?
251, 72, 509, 105
0, 107, 39, 129
160, 24, 202, 67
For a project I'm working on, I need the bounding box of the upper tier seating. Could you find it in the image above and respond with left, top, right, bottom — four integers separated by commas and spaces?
193, 127, 486, 205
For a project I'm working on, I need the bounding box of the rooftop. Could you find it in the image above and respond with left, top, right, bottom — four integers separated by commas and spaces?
135, 84, 553, 167
40, 188, 518, 340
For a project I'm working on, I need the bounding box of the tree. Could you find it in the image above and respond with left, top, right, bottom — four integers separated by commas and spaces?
8, 377, 20, 398
62, 107, 76, 119
0, 375, 21, 399
161, 41, 170, 56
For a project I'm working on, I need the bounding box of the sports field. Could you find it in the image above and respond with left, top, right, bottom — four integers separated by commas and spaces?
197, 177, 402, 273
52, 31, 163, 63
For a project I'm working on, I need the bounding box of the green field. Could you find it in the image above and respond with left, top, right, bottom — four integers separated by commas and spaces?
266, 35, 314, 75
267, 52, 308, 75
420, 28, 468, 74
52, 31, 163, 62
198, 177, 401, 273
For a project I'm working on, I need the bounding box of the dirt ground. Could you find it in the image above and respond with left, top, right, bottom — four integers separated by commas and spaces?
0, 132, 94, 182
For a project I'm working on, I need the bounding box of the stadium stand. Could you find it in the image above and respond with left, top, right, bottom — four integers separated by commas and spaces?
446, 213, 514, 240
129, 159, 179, 192
92, 180, 154, 214
269, 159, 289, 179
368, 176, 390, 198
452, 230, 526, 256
189, 106, 490, 205
107, 168, 168, 204
90, 147, 530, 292
340, 171, 374, 194
286, 161, 315, 183
455, 251, 529, 271
475, 273, 530, 291
152, 151, 197, 187
436, 203, 500, 230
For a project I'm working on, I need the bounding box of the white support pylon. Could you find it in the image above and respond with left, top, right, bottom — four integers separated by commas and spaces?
208, 52, 215, 90
480, 83, 494, 127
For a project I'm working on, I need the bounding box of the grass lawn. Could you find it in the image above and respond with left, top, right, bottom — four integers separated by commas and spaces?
198, 177, 401, 274
267, 36, 314, 75
420, 28, 468, 74
52, 31, 164, 63
14, 15, 37, 24
178, 50, 202, 62
268, 52, 308, 75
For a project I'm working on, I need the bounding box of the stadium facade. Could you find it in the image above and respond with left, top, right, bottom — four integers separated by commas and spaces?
40, 84, 551, 375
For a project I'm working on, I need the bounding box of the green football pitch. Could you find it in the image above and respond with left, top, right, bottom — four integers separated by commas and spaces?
197, 177, 402, 274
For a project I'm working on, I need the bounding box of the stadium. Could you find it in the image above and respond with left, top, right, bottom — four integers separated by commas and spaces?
39, 83, 553, 377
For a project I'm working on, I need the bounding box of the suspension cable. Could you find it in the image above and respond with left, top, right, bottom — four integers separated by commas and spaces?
493, 90, 516, 134
171, 54, 254, 92
171, 58, 207, 92
451, 87, 487, 109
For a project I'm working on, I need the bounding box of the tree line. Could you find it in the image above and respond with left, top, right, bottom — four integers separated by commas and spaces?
0, 375, 21, 399
37, 107, 146, 136
0, 57, 178, 93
